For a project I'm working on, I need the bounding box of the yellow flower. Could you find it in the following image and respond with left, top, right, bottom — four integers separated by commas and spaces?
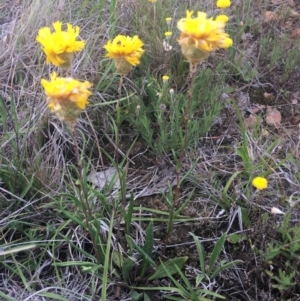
162, 75, 169, 83
41, 72, 92, 122
166, 17, 172, 24
148, 0, 157, 2
252, 177, 268, 191
36, 21, 85, 67
177, 11, 233, 64
216, 0, 231, 8
223, 37, 233, 48
165, 31, 172, 38
215, 15, 229, 23
103, 35, 144, 75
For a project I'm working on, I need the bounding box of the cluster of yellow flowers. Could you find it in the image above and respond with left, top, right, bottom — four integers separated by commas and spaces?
36, 23, 145, 122
36, 0, 233, 121
37, 22, 91, 123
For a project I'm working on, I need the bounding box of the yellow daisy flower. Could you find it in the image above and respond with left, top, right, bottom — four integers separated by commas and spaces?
215, 15, 229, 23
216, 0, 231, 9
252, 177, 268, 191
103, 35, 144, 75
36, 21, 85, 68
177, 10, 233, 64
41, 72, 92, 122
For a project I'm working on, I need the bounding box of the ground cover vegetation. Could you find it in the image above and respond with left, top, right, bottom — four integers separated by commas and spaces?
1, 0, 300, 300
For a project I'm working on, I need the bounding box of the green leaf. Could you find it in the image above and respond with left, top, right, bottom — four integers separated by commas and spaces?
0, 95, 8, 132
222, 171, 242, 207
173, 264, 198, 300
208, 233, 226, 276
174, 189, 195, 217
227, 233, 247, 244
130, 290, 143, 301
196, 274, 205, 287
196, 289, 226, 300
210, 260, 243, 279
190, 232, 206, 273
112, 250, 123, 268
140, 220, 154, 277
148, 257, 188, 281
122, 257, 135, 283
241, 207, 251, 227
143, 293, 151, 301
38, 293, 69, 301
0, 292, 18, 301
125, 235, 156, 267
155, 262, 190, 298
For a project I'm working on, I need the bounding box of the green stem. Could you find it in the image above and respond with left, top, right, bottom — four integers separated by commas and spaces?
115, 75, 129, 247
164, 63, 197, 250
69, 121, 100, 263
116, 75, 126, 205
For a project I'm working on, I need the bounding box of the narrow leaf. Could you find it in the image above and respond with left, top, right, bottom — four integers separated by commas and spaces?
38, 293, 69, 301
208, 233, 226, 275
126, 235, 156, 267
148, 256, 187, 281
141, 220, 154, 277
210, 260, 243, 279
122, 257, 135, 283
190, 232, 206, 273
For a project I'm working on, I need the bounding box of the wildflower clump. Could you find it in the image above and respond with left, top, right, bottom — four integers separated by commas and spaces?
104, 35, 144, 75
177, 10, 232, 64
36, 21, 85, 68
252, 177, 268, 191
41, 72, 92, 123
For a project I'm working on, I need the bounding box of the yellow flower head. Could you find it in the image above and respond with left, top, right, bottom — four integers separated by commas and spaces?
41, 72, 92, 122
216, 0, 231, 8
177, 11, 233, 64
252, 177, 268, 191
166, 17, 172, 25
148, 0, 157, 2
36, 21, 85, 67
223, 37, 233, 48
165, 31, 172, 39
104, 35, 144, 75
162, 75, 169, 83
215, 15, 229, 23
